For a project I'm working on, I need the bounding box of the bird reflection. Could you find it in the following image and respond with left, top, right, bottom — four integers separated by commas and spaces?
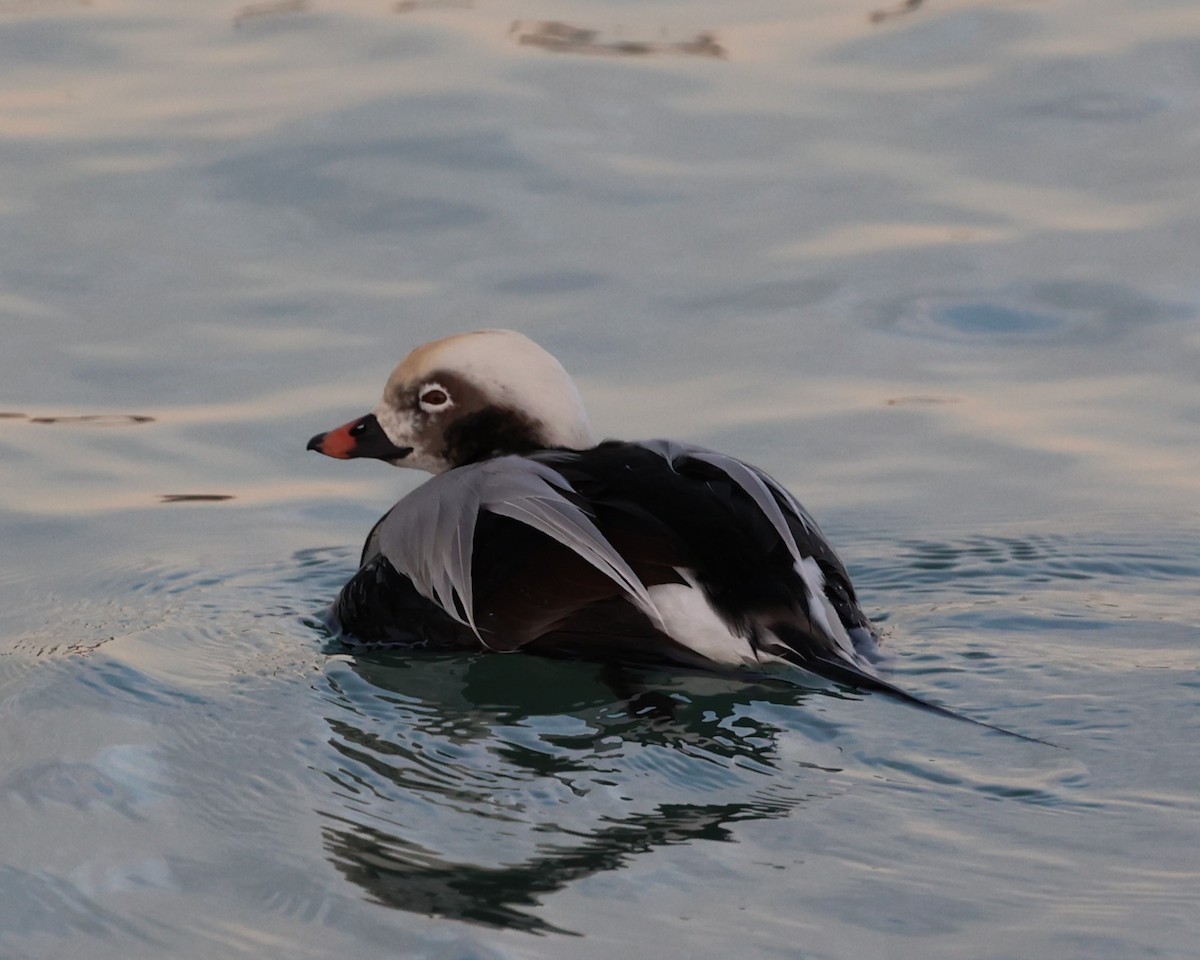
318, 651, 846, 933
323, 797, 793, 935
510, 21, 726, 60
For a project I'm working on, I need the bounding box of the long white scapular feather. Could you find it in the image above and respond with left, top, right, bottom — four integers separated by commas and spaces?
376, 456, 661, 643
794, 555, 863, 665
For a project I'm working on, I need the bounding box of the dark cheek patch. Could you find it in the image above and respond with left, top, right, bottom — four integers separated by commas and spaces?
441, 406, 546, 467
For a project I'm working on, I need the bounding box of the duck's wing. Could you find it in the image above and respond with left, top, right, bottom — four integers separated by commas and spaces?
355, 443, 875, 670
370, 457, 665, 645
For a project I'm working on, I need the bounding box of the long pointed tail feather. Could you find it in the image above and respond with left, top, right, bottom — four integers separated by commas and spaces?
782, 647, 1057, 747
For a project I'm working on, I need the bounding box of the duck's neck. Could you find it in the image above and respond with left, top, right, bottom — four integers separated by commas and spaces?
439, 405, 566, 468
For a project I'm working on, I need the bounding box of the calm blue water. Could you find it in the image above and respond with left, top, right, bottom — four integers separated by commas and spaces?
2, 1, 1199, 957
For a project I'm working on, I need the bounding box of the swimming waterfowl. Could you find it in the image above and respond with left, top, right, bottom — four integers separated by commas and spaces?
308, 329, 1032, 734
307, 327, 882, 668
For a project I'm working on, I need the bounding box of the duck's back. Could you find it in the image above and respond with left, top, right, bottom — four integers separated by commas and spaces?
332, 440, 879, 676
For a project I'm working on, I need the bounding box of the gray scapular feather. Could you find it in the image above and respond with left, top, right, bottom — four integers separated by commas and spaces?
376, 456, 661, 644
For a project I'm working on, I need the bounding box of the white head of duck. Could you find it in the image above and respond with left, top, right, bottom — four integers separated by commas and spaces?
308, 329, 595, 474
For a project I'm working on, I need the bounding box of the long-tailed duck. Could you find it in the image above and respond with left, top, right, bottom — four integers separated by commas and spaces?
308, 330, 1040, 738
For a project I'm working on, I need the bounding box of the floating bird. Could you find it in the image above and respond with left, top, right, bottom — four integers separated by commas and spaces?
308, 329, 1043, 740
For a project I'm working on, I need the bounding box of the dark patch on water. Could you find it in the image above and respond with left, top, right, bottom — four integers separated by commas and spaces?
511, 21, 727, 60
877, 281, 1194, 345
394, 0, 472, 11
27, 414, 155, 426
869, 0, 925, 24
1030, 90, 1171, 122
885, 395, 961, 406
232, 0, 307, 29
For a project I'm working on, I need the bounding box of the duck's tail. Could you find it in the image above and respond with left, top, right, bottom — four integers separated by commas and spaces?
769, 626, 1056, 746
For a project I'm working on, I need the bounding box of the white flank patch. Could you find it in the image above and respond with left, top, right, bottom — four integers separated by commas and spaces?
647, 573, 766, 667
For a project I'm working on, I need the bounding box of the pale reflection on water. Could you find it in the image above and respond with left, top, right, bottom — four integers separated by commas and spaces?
1, 0, 1199, 957
3, 352, 1197, 517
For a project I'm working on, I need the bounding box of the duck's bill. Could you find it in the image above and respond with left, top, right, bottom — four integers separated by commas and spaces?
306, 413, 413, 462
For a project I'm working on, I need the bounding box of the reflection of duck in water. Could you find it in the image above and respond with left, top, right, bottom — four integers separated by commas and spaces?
308, 330, 1037, 738
324, 793, 793, 935
321, 655, 823, 934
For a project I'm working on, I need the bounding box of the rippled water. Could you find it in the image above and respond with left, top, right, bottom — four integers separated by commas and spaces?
2, 0, 1199, 957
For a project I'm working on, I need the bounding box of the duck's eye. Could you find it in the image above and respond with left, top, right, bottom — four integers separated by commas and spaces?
419, 386, 451, 411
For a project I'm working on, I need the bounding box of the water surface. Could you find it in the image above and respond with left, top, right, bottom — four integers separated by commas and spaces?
2, 0, 1198, 957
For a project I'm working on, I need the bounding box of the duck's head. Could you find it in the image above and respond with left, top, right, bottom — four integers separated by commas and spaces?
307, 329, 596, 474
